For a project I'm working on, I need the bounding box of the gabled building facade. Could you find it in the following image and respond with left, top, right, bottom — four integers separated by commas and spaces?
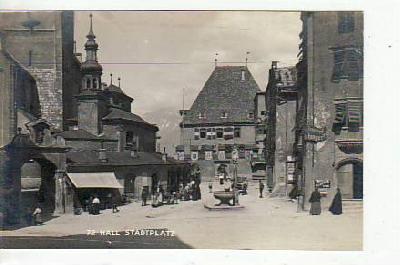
177, 66, 266, 179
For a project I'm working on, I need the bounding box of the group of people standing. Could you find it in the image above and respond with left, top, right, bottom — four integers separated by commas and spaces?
309, 188, 343, 215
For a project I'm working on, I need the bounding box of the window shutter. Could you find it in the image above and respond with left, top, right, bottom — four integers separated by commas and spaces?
334, 103, 347, 125
332, 50, 346, 82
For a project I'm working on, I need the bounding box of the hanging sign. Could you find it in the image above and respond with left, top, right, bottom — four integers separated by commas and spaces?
304, 126, 327, 142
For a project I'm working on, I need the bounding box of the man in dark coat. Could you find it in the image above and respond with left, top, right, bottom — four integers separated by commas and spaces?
309, 187, 322, 215
259, 180, 265, 198
141, 188, 148, 206
329, 188, 343, 215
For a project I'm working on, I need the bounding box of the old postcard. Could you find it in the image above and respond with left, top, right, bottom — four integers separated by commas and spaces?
0, 10, 363, 251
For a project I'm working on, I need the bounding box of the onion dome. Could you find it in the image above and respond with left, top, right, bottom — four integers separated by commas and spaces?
81, 14, 102, 74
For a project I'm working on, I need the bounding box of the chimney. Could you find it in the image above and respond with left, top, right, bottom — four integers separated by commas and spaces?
98, 149, 107, 162
272, 61, 278, 69
241, 69, 246, 81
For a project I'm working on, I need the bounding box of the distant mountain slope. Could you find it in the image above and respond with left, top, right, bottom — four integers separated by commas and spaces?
142, 107, 181, 155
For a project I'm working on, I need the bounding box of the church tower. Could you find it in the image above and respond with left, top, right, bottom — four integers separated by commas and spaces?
76, 14, 107, 135
81, 13, 102, 90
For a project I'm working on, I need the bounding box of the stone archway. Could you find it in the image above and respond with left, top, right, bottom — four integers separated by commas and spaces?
0, 134, 69, 225
335, 158, 363, 199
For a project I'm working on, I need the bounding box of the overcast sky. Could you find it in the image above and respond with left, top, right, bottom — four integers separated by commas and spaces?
74, 11, 301, 115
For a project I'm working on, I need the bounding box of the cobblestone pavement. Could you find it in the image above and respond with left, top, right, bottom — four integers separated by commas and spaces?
0, 181, 362, 250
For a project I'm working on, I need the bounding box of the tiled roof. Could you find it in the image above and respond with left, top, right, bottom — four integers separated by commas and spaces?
104, 84, 133, 100
102, 108, 158, 131
67, 150, 178, 166
183, 66, 260, 125
56, 129, 115, 141
103, 107, 144, 122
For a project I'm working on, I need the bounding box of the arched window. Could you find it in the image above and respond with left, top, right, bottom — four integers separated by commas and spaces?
86, 78, 91, 89
93, 78, 98, 89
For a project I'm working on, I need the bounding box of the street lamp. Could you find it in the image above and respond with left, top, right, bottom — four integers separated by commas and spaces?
232, 147, 239, 205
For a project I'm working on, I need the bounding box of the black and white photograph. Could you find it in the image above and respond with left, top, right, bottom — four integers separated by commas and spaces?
0, 1, 399, 265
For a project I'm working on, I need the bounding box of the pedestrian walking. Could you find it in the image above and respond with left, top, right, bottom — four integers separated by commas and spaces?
243, 180, 248, 195
309, 187, 322, 215
92, 195, 100, 215
329, 188, 343, 215
32, 206, 42, 225
141, 188, 148, 206
111, 196, 119, 213
208, 182, 213, 193
259, 180, 265, 198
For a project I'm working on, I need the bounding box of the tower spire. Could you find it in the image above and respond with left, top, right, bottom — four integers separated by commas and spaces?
81, 13, 102, 91
110, 73, 113, 85
88, 13, 95, 38
118, 77, 121, 87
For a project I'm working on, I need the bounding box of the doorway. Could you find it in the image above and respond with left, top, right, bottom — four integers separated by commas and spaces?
336, 159, 363, 199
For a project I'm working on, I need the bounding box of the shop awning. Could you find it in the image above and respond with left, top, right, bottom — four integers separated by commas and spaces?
67, 172, 123, 189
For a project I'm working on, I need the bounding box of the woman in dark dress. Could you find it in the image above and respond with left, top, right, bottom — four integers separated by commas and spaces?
329, 188, 343, 215
309, 187, 322, 215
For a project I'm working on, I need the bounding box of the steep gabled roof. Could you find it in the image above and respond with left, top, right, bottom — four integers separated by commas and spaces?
183, 66, 260, 125
104, 84, 133, 101
102, 107, 158, 131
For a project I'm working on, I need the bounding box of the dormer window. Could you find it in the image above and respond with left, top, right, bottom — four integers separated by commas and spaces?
198, 112, 205, 119
248, 112, 254, 119
221, 111, 228, 119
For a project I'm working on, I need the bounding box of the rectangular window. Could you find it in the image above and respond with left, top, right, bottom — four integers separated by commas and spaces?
338, 12, 355, 34
261, 111, 266, 115
221, 111, 228, 119
206, 128, 212, 140
333, 99, 363, 132
216, 128, 223, 138
126, 131, 134, 144
194, 128, 200, 140
332, 47, 363, 82
223, 127, 234, 140
200, 128, 206, 139
234, 127, 241, 138
248, 112, 254, 119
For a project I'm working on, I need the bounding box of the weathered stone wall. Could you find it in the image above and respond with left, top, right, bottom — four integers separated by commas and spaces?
301, 12, 363, 207
63, 139, 118, 152
103, 123, 157, 153
274, 100, 297, 186
0, 11, 77, 130
0, 52, 16, 148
